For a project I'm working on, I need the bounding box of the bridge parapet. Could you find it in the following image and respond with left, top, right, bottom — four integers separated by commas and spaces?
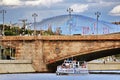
1, 34, 120, 41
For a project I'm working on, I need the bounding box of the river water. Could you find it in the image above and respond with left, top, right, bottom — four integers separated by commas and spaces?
0, 73, 119, 80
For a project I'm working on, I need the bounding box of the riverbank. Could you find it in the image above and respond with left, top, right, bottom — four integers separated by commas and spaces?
0, 60, 35, 73
88, 62, 120, 71
89, 70, 120, 74
0, 60, 120, 74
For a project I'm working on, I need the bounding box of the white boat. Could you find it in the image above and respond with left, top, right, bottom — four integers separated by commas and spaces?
56, 60, 89, 75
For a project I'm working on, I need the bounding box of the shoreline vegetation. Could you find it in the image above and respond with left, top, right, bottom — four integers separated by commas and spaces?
0, 24, 62, 36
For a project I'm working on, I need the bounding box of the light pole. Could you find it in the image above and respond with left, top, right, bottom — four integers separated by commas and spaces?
95, 11, 101, 35
67, 8, 73, 35
32, 13, 38, 35
0, 9, 6, 36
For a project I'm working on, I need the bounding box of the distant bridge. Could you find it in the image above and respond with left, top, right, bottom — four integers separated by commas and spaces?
0, 34, 120, 72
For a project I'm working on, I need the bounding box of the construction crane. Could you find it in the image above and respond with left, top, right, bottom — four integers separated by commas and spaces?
19, 19, 27, 30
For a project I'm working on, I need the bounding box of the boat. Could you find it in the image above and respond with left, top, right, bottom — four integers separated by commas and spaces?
56, 60, 89, 75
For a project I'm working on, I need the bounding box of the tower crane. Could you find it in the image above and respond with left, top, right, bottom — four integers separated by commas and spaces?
19, 19, 27, 30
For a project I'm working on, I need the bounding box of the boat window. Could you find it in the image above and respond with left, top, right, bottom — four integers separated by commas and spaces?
76, 65, 78, 68
76, 62, 78, 64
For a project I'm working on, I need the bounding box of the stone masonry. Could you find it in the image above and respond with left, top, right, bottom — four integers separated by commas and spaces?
0, 34, 120, 72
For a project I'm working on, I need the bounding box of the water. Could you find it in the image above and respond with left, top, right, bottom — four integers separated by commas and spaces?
0, 73, 120, 80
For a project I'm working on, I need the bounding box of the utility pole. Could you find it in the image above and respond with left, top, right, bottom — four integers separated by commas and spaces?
0, 9, 6, 36
67, 8, 73, 35
32, 13, 38, 35
95, 11, 101, 35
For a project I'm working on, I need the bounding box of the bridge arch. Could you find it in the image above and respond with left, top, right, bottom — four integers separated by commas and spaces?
47, 46, 120, 72
0, 41, 16, 60
44, 39, 120, 63
0, 45, 16, 60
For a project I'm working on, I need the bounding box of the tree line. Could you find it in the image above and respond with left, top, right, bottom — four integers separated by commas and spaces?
0, 24, 62, 36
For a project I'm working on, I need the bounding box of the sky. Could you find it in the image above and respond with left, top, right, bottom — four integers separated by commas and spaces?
0, 0, 120, 25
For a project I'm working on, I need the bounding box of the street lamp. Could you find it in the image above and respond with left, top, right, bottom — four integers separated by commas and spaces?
67, 8, 73, 35
32, 13, 38, 35
0, 9, 6, 36
67, 8, 73, 18
95, 11, 101, 35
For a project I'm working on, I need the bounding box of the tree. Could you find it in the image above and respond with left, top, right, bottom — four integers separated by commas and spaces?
47, 25, 54, 35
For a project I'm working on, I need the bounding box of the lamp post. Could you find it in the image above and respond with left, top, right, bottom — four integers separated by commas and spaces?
32, 13, 38, 35
95, 11, 101, 35
0, 9, 6, 36
67, 8, 73, 35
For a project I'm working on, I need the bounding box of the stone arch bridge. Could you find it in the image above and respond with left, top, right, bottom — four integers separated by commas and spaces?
0, 34, 120, 72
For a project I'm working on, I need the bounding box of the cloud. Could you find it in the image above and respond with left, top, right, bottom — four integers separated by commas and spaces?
24, 0, 41, 6
0, 0, 63, 7
0, 0, 21, 6
87, 0, 103, 3
86, 0, 118, 7
25, 0, 63, 7
110, 5, 120, 16
70, 4, 88, 13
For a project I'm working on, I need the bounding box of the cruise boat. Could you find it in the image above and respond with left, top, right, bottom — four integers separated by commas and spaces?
56, 60, 89, 75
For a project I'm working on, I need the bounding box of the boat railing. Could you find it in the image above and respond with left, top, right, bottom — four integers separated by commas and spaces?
60, 60, 87, 69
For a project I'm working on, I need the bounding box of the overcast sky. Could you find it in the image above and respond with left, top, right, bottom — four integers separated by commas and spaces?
0, 0, 120, 24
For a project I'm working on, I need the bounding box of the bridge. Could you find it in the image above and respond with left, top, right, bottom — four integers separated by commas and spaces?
0, 34, 120, 72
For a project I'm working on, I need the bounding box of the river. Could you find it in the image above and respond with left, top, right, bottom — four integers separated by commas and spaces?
0, 73, 119, 80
